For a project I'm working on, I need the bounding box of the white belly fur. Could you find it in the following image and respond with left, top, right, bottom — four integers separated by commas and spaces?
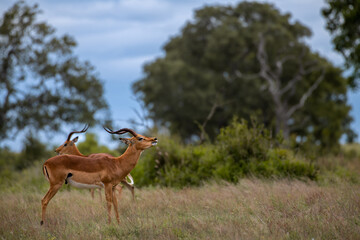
68, 178, 104, 189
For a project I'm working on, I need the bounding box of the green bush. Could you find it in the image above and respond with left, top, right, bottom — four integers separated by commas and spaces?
212, 120, 317, 181
0, 147, 20, 184
342, 143, 360, 159
0, 120, 319, 190
132, 119, 317, 188
132, 137, 216, 187
0, 132, 53, 185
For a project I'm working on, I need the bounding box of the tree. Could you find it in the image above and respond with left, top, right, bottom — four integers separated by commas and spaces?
0, 1, 109, 141
133, 2, 354, 147
322, 0, 360, 86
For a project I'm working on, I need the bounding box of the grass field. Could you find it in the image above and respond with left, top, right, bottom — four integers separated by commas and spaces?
0, 178, 359, 240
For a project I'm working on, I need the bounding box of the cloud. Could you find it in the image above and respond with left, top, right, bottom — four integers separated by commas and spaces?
97, 55, 156, 82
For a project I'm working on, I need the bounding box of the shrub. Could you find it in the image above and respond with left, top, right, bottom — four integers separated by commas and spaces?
0, 120, 318, 190
0, 147, 20, 184
132, 119, 317, 188
132, 136, 216, 187
342, 143, 360, 159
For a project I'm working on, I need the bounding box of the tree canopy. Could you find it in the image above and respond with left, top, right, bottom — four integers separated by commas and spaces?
322, 0, 360, 86
133, 2, 354, 148
0, 1, 109, 141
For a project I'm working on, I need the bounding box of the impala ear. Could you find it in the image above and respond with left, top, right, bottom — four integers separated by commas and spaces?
72, 136, 79, 143
119, 138, 132, 145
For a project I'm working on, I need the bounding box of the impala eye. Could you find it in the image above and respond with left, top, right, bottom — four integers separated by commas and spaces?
138, 137, 143, 141
64, 143, 67, 147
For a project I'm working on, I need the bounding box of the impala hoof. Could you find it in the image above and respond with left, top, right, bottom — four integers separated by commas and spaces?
40, 220, 44, 225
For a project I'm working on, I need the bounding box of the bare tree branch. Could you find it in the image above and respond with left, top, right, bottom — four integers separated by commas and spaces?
130, 96, 151, 130
198, 98, 235, 142
199, 101, 219, 142
280, 65, 304, 96
286, 68, 325, 118
224, 48, 256, 82
278, 47, 308, 96
233, 70, 258, 80
257, 34, 275, 90
275, 55, 297, 78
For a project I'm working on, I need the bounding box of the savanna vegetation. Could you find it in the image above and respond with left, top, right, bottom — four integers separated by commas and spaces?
1, 120, 359, 239
0, 156, 359, 239
1, 1, 360, 239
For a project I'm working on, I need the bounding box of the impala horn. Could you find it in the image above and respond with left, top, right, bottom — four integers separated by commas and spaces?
66, 124, 89, 141
103, 127, 138, 137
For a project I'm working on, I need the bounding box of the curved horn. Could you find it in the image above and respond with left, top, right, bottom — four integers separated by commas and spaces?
66, 124, 89, 141
103, 127, 138, 137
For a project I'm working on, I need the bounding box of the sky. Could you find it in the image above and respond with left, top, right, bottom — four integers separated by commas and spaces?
1, 0, 359, 150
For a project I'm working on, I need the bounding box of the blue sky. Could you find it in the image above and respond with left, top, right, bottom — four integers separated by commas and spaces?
1, 0, 359, 150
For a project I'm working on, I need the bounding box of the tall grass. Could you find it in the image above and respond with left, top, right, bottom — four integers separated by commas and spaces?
0, 178, 359, 239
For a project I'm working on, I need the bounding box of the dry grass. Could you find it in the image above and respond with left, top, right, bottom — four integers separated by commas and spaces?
0, 179, 359, 240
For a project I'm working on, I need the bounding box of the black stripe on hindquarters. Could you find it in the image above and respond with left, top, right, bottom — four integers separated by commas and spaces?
44, 166, 50, 179
65, 173, 73, 184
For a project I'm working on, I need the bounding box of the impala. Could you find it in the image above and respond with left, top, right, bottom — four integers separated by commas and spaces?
41, 128, 157, 225
55, 125, 135, 200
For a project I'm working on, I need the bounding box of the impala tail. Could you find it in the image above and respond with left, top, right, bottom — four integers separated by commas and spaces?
127, 174, 134, 185
43, 165, 50, 182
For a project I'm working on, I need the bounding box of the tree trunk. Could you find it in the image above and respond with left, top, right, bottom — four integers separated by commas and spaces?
275, 108, 290, 139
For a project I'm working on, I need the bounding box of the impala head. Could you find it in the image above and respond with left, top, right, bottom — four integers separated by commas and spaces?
103, 127, 158, 150
55, 125, 89, 155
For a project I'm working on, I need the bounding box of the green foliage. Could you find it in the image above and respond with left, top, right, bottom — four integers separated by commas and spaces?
0, 160, 52, 193
0, 147, 19, 184
0, 138, 52, 186
133, 1, 354, 149
342, 143, 360, 159
322, 0, 360, 85
0, 1, 109, 141
214, 119, 317, 181
315, 149, 360, 185
77, 133, 119, 156
0, 132, 52, 184
0, 127, 357, 191
132, 119, 317, 188
15, 132, 52, 170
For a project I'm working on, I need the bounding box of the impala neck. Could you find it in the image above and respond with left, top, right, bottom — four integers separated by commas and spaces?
116, 144, 143, 170
73, 146, 86, 157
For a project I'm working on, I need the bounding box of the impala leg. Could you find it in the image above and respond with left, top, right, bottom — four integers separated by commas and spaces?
122, 181, 135, 201
116, 185, 123, 200
112, 186, 120, 224
90, 189, 95, 199
98, 189, 102, 202
41, 183, 63, 225
130, 186, 135, 201
104, 184, 113, 224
